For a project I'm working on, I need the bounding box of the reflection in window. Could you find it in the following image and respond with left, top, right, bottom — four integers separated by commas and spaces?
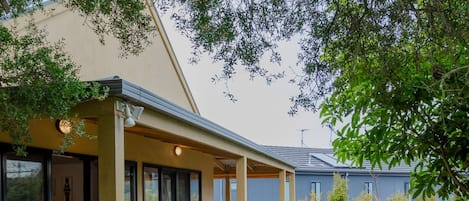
310, 181, 321, 201
6, 157, 44, 201
364, 182, 373, 194
143, 164, 201, 201
144, 166, 159, 201
190, 173, 200, 201
364, 182, 374, 201
404, 182, 411, 201
125, 161, 137, 201
176, 172, 189, 201
161, 171, 173, 201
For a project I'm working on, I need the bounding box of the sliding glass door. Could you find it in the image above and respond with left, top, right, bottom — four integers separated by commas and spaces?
143, 164, 200, 201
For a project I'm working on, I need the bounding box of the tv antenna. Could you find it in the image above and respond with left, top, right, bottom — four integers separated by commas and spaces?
299, 129, 310, 147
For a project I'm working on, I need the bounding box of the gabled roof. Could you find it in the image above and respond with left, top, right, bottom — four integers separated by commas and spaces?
264, 145, 414, 175
145, 1, 200, 114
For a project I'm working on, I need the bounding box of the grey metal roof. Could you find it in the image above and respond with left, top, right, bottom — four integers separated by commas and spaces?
95, 78, 296, 168
264, 145, 414, 175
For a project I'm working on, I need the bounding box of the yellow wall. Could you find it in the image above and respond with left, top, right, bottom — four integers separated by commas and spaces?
0, 119, 214, 201
125, 133, 214, 201
18, 4, 196, 112
0, 119, 98, 155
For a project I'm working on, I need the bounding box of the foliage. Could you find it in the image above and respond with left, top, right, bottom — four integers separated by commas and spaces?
1, 0, 156, 57
0, 0, 152, 154
353, 192, 373, 201
153, 0, 469, 199
414, 195, 436, 201
0, 22, 107, 155
328, 174, 348, 201
7, 175, 42, 200
386, 192, 407, 201
310, 191, 320, 201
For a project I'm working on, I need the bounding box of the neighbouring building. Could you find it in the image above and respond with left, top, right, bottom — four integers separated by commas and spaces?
215, 145, 414, 201
0, 2, 296, 201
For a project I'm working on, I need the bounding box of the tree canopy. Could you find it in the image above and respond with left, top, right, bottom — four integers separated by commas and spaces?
155, 0, 469, 199
1, 0, 468, 199
0, 0, 154, 154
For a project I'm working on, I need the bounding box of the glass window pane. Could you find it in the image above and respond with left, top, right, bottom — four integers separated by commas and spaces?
310, 182, 320, 201
125, 162, 136, 201
162, 171, 173, 201
177, 172, 189, 201
144, 166, 159, 201
6, 157, 44, 201
190, 173, 200, 201
364, 182, 373, 194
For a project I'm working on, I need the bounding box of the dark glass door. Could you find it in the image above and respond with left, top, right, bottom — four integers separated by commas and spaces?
161, 170, 175, 201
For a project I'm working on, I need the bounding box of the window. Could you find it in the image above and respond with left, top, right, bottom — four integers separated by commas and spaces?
3, 151, 48, 201
404, 182, 411, 201
310, 181, 321, 201
189, 173, 200, 201
144, 166, 159, 201
125, 161, 137, 201
0, 145, 100, 201
364, 182, 373, 194
143, 164, 201, 201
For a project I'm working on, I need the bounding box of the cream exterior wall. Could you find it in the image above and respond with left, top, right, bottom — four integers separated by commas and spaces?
16, 4, 197, 112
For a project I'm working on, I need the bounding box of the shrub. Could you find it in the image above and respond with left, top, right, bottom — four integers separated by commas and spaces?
387, 191, 407, 201
328, 173, 348, 201
414, 195, 436, 201
311, 191, 320, 201
353, 192, 373, 201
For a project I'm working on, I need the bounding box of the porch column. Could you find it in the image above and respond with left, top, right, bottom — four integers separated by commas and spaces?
98, 105, 125, 201
289, 172, 296, 201
236, 156, 247, 201
225, 176, 231, 201
279, 170, 286, 201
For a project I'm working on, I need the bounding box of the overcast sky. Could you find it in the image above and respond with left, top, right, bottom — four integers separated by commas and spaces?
161, 15, 336, 148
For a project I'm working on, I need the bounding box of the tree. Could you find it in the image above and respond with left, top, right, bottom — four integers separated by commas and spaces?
0, 0, 154, 154
153, 0, 469, 199
2, 0, 468, 199
328, 173, 348, 201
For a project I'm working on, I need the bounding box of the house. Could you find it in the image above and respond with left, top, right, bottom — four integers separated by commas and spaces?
266, 146, 413, 201
0, 1, 296, 201
215, 146, 413, 201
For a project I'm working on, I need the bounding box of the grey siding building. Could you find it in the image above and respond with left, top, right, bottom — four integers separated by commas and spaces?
265, 146, 413, 201
214, 146, 414, 201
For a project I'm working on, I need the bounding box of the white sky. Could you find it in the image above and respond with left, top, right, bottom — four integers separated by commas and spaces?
161, 16, 336, 148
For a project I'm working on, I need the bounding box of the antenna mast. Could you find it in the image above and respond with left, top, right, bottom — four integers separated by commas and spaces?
299, 129, 310, 147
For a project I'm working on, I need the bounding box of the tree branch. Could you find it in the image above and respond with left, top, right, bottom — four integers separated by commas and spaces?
439, 147, 469, 194
0, 0, 9, 13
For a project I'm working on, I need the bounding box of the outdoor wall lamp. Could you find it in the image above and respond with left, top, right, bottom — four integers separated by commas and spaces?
56, 119, 72, 135
174, 146, 182, 156
117, 100, 144, 128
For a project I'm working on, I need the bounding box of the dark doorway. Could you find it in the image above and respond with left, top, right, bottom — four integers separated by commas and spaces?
51, 155, 98, 201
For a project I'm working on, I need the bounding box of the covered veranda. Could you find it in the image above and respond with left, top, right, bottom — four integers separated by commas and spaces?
72, 78, 296, 201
